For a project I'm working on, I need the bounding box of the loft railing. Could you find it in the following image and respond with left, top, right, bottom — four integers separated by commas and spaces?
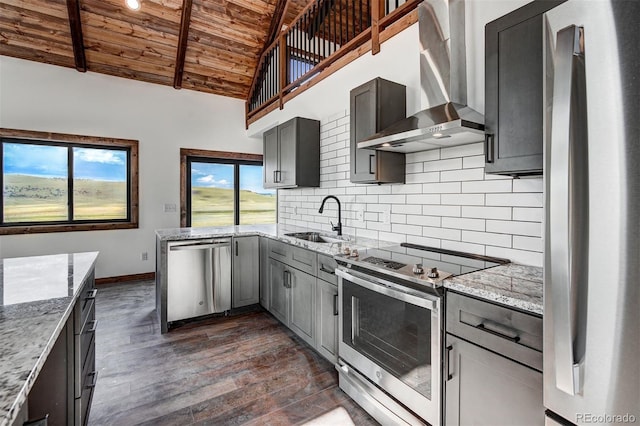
246, 0, 419, 124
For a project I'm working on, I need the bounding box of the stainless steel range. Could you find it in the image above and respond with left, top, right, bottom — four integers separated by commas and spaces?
335, 243, 507, 425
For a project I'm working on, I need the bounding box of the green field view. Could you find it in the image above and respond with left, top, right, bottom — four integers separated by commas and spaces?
3, 174, 127, 222
191, 186, 276, 227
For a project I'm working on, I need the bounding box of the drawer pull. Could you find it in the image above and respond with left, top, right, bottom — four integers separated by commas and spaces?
319, 265, 335, 275
475, 321, 521, 343
86, 371, 98, 389
333, 294, 339, 316
87, 320, 98, 334
446, 345, 454, 381
86, 289, 98, 300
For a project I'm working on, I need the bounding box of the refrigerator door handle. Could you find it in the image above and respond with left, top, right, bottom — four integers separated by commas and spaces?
549, 24, 588, 396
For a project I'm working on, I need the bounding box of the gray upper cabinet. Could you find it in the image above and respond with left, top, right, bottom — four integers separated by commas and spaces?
232, 236, 260, 308
350, 77, 406, 184
263, 117, 320, 189
484, 1, 565, 176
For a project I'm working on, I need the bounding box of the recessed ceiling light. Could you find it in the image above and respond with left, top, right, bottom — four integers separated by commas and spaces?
126, 0, 140, 10
432, 133, 450, 139
382, 143, 391, 147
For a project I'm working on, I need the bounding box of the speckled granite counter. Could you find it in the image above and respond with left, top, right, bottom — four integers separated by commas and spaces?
155, 223, 385, 255
0, 252, 98, 426
443, 263, 543, 315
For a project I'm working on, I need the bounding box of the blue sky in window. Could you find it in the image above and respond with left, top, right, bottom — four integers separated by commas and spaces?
3, 143, 126, 181
191, 162, 274, 195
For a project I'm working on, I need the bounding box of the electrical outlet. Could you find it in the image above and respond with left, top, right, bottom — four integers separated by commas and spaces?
164, 203, 177, 213
293, 206, 298, 215
356, 208, 364, 221
141, 252, 148, 261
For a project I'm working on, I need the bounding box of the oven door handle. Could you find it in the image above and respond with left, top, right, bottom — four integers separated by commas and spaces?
335, 268, 438, 310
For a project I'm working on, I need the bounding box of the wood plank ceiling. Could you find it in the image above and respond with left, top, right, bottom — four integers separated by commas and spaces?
0, 0, 311, 99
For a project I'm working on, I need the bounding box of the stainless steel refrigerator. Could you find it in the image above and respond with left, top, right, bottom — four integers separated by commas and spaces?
544, 1, 639, 424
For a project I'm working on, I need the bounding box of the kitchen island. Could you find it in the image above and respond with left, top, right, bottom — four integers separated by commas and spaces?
0, 252, 98, 426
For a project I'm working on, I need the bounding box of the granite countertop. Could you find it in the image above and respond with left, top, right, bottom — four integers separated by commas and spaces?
156, 224, 543, 314
155, 223, 387, 256
0, 252, 99, 426
443, 263, 543, 315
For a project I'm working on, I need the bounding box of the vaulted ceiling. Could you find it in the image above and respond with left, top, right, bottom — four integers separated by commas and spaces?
0, 0, 311, 99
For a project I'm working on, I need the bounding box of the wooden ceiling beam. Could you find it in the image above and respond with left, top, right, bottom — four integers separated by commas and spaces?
174, 0, 193, 89
66, 0, 87, 72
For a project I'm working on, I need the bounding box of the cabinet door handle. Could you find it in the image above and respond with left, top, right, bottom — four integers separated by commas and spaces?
319, 265, 335, 275
283, 270, 291, 288
368, 154, 375, 174
86, 371, 98, 389
87, 320, 98, 334
475, 321, 521, 343
333, 293, 339, 316
273, 170, 278, 183
484, 133, 494, 163
235, 241, 239, 256
446, 344, 454, 381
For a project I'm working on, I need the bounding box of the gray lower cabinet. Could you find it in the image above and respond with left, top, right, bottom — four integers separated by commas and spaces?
289, 268, 316, 347
232, 236, 260, 308
27, 273, 97, 426
259, 238, 269, 310
268, 258, 289, 325
445, 291, 544, 426
315, 278, 338, 363
445, 335, 544, 425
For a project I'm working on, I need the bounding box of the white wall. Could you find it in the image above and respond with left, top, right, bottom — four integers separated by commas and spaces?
0, 56, 261, 278
252, 0, 545, 266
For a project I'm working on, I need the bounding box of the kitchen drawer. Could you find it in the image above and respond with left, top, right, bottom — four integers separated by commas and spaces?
317, 253, 337, 285
446, 291, 542, 371
73, 277, 97, 333
75, 303, 96, 398
267, 238, 317, 275
75, 345, 97, 426
268, 239, 289, 263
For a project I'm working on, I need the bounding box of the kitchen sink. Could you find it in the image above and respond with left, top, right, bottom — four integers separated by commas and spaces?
285, 232, 342, 244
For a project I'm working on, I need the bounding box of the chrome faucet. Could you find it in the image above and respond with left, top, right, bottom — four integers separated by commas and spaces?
318, 195, 342, 236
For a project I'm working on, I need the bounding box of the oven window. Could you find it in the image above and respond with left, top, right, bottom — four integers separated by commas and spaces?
342, 279, 433, 399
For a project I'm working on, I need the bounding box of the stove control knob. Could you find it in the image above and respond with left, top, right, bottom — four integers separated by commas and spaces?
413, 263, 424, 275
428, 267, 439, 279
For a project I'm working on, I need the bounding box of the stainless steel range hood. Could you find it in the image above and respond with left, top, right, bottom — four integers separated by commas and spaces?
358, 0, 485, 153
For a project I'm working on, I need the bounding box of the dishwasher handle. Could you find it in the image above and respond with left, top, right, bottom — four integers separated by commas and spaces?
170, 241, 231, 251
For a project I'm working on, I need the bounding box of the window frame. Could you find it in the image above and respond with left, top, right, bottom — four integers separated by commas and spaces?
180, 148, 275, 227
0, 128, 139, 235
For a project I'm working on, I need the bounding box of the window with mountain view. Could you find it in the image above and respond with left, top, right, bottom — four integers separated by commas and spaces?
184, 151, 276, 227
1, 131, 138, 234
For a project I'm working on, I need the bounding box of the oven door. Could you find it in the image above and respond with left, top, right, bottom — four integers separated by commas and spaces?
336, 267, 441, 425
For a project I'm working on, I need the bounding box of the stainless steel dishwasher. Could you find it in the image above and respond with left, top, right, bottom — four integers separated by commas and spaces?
167, 239, 231, 322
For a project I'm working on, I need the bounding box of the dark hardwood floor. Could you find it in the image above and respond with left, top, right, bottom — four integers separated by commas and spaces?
89, 280, 377, 425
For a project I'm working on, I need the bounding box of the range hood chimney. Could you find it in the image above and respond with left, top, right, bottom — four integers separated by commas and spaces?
358, 0, 485, 153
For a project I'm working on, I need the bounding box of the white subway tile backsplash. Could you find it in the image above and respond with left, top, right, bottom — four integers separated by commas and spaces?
423, 205, 461, 217
486, 246, 543, 267
278, 111, 544, 267
486, 220, 542, 237
392, 204, 422, 215
462, 179, 512, 193
407, 214, 441, 227
513, 177, 544, 193
441, 217, 485, 231
424, 157, 463, 172
462, 230, 512, 248
441, 194, 485, 206
422, 182, 462, 193
422, 226, 461, 241
392, 223, 423, 235
462, 206, 512, 220
441, 168, 485, 182
440, 142, 484, 159
392, 184, 424, 194
513, 235, 544, 252
513, 207, 544, 222
486, 193, 543, 207
463, 155, 486, 169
